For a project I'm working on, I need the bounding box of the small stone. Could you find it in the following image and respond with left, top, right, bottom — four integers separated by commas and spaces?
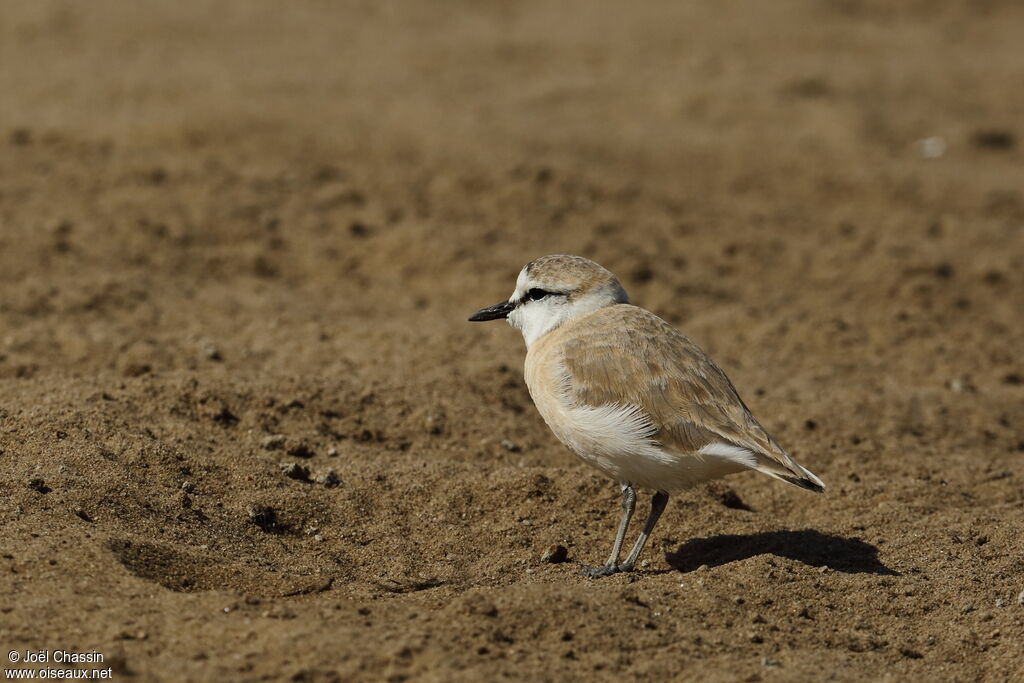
762, 657, 782, 668
314, 535, 324, 542
947, 378, 976, 393
541, 544, 568, 564
203, 344, 223, 361
247, 505, 277, 532
261, 434, 286, 451
996, 598, 1005, 608
424, 412, 446, 435
181, 481, 195, 493
122, 363, 151, 378
210, 403, 239, 427
818, 565, 830, 573
327, 447, 339, 457
916, 136, 946, 160
74, 508, 93, 522
500, 439, 521, 452
640, 559, 650, 568
287, 442, 315, 459
315, 469, 341, 488
1017, 590, 1024, 606
280, 462, 311, 481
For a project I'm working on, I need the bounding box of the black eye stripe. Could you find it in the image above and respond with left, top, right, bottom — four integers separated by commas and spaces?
523, 288, 566, 302
527, 288, 546, 301
525, 288, 550, 301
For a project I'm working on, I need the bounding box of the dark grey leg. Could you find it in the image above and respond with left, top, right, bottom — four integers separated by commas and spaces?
581, 482, 635, 578
617, 491, 669, 572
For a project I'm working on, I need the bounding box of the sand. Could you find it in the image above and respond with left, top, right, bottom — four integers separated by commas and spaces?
1, 1, 1023, 680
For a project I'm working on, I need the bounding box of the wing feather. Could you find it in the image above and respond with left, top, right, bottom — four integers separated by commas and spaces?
558, 305, 823, 491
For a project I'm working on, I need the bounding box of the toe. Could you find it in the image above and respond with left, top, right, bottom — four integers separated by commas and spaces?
579, 562, 618, 578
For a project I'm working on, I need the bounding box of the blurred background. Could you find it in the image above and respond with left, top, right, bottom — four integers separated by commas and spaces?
1, 1, 1022, 680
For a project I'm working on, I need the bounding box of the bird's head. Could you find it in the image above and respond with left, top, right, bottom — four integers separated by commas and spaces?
468, 254, 629, 346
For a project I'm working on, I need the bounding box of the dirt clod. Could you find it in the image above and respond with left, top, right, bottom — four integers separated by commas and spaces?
247, 505, 278, 532
314, 469, 341, 488
280, 462, 311, 481
261, 435, 287, 451
541, 544, 568, 564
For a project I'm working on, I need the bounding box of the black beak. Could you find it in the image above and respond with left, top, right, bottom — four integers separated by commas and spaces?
468, 300, 514, 322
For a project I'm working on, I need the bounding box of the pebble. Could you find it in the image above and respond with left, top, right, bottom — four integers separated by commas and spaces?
500, 439, 521, 452
1018, 590, 1024, 606
424, 412, 446, 435
327, 447, 339, 457
916, 136, 946, 160
995, 598, 1005, 608
261, 434, 286, 451
541, 544, 568, 564
315, 469, 342, 488
280, 462, 311, 481
947, 377, 976, 393
247, 505, 277, 532
762, 657, 782, 668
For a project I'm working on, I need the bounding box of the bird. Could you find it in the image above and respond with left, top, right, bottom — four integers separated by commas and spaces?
468, 254, 824, 577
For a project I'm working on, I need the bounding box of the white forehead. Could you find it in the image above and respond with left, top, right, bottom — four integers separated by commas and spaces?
510, 266, 531, 300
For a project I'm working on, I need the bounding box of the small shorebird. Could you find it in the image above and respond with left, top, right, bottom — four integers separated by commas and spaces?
469, 255, 824, 577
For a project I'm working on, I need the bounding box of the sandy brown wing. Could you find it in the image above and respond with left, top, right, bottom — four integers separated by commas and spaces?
557, 305, 788, 460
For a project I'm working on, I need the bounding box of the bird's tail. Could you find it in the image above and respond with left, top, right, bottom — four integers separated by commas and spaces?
752, 453, 825, 493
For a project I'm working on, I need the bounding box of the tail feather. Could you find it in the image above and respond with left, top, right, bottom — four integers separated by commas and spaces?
752, 453, 825, 493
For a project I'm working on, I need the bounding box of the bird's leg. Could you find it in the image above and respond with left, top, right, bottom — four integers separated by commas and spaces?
616, 491, 669, 572
581, 482, 635, 578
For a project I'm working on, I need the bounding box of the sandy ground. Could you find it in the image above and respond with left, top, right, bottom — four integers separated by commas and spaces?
2, 1, 1024, 680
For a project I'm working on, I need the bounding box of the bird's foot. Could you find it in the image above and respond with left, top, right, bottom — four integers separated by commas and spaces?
579, 561, 635, 578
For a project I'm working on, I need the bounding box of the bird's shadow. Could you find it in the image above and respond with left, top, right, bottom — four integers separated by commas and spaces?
665, 529, 897, 575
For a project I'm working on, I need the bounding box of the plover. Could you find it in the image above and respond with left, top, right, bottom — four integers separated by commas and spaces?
469, 254, 824, 577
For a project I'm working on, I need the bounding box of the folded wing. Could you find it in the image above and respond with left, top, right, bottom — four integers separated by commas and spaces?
559, 305, 824, 492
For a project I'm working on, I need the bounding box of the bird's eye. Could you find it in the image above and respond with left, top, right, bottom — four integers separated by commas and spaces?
525, 288, 550, 301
